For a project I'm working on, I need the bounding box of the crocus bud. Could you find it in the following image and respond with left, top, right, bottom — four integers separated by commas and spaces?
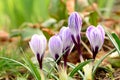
59, 27, 74, 68
48, 35, 63, 60
29, 34, 47, 69
68, 12, 82, 44
86, 25, 105, 59
59, 27, 74, 52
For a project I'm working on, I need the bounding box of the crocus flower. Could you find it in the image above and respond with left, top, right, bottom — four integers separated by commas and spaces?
68, 12, 82, 45
29, 34, 47, 69
68, 12, 83, 62
48, 35, 63, 61
59, 27, 74, 52
86, 25, 105, 59
59, 27, 74, 67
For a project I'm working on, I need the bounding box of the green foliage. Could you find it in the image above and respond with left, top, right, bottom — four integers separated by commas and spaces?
106, 31, 120, 55
102, 0, 115, 18
10, 27, 43, 40
23, 55, 41, 80
48, 0, 67, 20
112, 33, 120, 50
69, 59, 93, 78
0, 0, 49, 29
92, 49, 116, 77
89, 11, 98, 26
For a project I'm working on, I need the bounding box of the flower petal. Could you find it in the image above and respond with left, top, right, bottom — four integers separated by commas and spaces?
97, 24, 105, 42
29, 34, 47, 57
59, 27, 73, 51
86, 25, 105, 58
48, 35, 63, 60
68, 12, 82, 35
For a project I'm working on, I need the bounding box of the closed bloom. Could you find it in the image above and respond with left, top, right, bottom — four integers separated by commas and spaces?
68, 12, 82, 44
59, 27, 74, 67
29, 34, 47, 69
86, 25, 105, 59
59, 27, 74, 52
49, 35, 63, 60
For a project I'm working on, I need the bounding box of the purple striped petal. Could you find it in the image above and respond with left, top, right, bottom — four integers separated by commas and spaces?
29, 34, 47, 57
59, 27, 74, 51
68, 12, 82, 35
97, 24, 105, 42
48, 35, 63, 60
86, 25, 105, 58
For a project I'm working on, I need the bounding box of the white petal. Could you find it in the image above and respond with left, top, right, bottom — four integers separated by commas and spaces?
97, 24, 105, 42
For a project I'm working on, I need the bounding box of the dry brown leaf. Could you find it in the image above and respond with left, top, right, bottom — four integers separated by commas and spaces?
0, 30, 9, 42
66, 0, 75, 15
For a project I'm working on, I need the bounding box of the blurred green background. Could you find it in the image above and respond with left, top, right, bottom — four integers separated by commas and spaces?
0, 0, 50, 30
0, 0, 116, 30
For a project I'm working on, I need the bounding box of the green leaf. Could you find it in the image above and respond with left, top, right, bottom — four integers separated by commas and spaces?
92, 49, 116, 77
10, 27, 43, 41
103, 0, 115, 18
0, 57, 31, 72
112, 33, 120, 50
89, 11, 98, 26
21, 27, 43, 40
69, 59, 93, 77
67, 62, 84, 78
41, 18, 57, 27
48, 0, 66, 20
106, 31, 120, 55
97, 0, 107, 8
23, 55, 41, 80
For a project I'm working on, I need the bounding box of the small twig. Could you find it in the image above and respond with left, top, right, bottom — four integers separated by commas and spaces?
81, 40, 93, 56
103, 44, 112, 51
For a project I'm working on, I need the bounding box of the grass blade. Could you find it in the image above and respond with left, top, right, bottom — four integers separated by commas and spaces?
92, 49, 116, 77
112, 33, 120, 50
23, 55, 41, 80
106, 31, 120, 55
0, 57, 30, 72
69, 59, 93, 77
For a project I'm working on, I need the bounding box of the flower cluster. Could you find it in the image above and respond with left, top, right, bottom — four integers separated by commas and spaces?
29, 12, 105, 69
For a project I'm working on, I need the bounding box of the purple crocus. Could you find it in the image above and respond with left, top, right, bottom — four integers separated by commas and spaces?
29, 34, 47, 69
86, 25, 105, 59
68, 12, 83, 61
59, 27, 74, 52
48, 35, 63, 62
68, 12, 82, 45
59, 27, 74, 67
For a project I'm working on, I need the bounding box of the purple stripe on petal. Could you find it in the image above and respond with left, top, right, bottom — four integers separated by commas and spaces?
75, 13, 79, 31
97, 25, 105, 42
